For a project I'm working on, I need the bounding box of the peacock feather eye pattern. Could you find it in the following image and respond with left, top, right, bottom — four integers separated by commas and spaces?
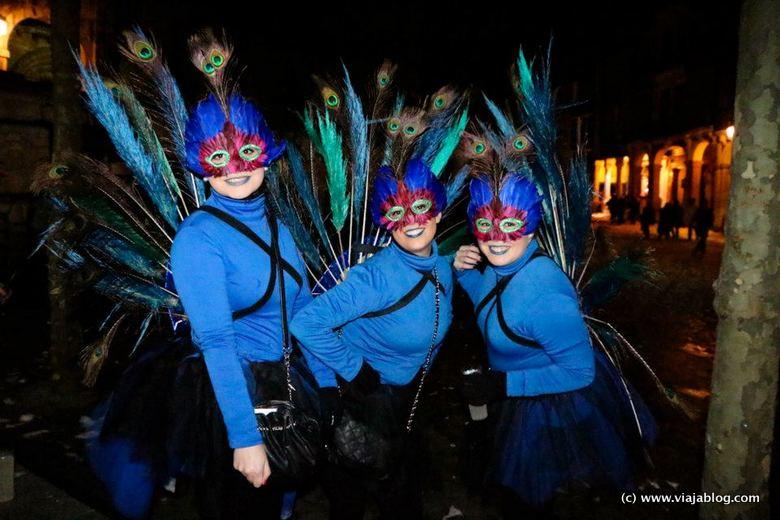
387, 117, 401, 134
404, 124, 418, 136
210, 49, 225, 68
378, 73, 390, 88
48, 165, 69, 179
133, 40, 156, 61
512, 134, 531, 152
206, 149, 230, 168
433, 95, 446, 109
385, 205, 405, 222
321, 87, 340, 109
238, 144, 262, 162
202, 59, 216, 76
499, 217, 524, 233
473, 141, 486, 155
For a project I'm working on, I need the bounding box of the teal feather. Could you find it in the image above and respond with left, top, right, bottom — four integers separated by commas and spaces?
342, 65, 369, 225
287, 143, 329, 247
77, 60, 179, 229
316, 110, 350, 231
84, 228, 162, 279
430, 110, 468, 177
116, 84, 183, 217
482, 94, 515, 139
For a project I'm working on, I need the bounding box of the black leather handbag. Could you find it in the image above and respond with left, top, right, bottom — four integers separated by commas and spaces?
252, 215, 320, 483
329, 268, 441, 478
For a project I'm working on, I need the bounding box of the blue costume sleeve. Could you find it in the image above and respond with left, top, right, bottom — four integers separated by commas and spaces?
290, 253, 338, 388
290, 263, 392, 381
171, 226, 263, 448
453, 267, 484, 303
504, 291, 595, 396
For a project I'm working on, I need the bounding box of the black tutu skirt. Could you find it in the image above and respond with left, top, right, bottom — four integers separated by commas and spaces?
486, 350, 657, 507
87, 338, 322, 518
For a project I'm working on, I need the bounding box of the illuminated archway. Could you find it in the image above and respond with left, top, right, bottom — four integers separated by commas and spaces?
653, 145, 686, 207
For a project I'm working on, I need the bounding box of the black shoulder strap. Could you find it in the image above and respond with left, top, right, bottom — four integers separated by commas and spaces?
360, 270, 444, 320
197, 206, 303, 288
473, 248, 548, 316
476, 248, 549, 349
194, 206, 301, 320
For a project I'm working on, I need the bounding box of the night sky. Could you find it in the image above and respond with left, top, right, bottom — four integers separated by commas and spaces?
101, 1, 739, 140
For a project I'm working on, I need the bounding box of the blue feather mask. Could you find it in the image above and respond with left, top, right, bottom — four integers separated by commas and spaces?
185, 94, 285, 178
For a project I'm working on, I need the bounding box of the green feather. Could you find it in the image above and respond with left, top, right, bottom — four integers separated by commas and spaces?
71, 195, 165, 263
431, 110, 468, 177
317, 111, 350, 231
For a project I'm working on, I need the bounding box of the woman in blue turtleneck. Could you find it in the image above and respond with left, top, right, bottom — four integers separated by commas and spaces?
290, 160, 453, 520
169, 94, 331, 518
454, 173, 655, 518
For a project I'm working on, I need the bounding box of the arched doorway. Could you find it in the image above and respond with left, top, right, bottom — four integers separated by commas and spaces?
653, 145, 686, 207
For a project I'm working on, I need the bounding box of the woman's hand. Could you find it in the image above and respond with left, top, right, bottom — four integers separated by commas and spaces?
233, 444, 271, 487
454, 245, 482, 271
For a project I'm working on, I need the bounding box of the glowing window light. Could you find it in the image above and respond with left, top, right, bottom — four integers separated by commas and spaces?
0, 16, 8, 37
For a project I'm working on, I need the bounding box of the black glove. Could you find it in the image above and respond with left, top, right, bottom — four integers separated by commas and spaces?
461, 369, 506, 405
337, 362, 381, 400
319, 386, 343, 429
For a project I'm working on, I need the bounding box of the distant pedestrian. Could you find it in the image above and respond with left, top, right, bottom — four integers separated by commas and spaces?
671, 199, 683, 239
606, 196, 618, 223
658, 202, 674, 239
640, 202, 655, 239
683, 198, 697, 240
692, 200, 714, 256
627, 196, 640, 224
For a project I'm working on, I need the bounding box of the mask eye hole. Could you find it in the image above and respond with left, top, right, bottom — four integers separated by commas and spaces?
475, 218, 493, 233
385, 205, 405, 222
206, 150, 230, 168
499, 218, 524, 233
238, 144, 262, 162
411, 198, 433, 215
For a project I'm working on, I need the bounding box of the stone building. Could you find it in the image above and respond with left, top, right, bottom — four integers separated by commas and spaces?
550, 2, 738, 230
0, 0, 98, 228
594, 126, 734, 229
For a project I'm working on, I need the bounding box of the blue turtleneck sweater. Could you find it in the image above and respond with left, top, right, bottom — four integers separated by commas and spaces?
290, 242, 454, 386
456, 240, 594, 396
171, 191, 333, 448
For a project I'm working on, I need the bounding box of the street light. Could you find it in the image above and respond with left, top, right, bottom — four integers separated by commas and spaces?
726, 125, 735, 140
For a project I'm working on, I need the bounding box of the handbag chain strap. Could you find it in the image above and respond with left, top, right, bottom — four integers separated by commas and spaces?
269, 214, 294, 403
405, 266, 440, 433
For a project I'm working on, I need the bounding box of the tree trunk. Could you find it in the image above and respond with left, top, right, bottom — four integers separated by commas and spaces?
48, 0, 83, 382
701, 0, 780, 519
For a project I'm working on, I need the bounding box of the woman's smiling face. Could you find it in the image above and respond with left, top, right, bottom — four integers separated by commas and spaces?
391, 213, 441, 257
477, 233, 533, 267
206, 167, 266, 199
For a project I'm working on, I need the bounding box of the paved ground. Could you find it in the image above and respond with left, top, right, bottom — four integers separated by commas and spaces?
0, 221, 725, 519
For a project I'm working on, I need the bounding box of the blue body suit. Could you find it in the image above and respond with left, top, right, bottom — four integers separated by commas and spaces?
171, 191, 332, 448
456, 240, 595, 396
456, 239, 655, 506
290, 242, 453, 386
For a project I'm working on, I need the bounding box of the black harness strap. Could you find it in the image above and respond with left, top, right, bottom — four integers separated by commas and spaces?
195, 206, 302, 320
360, 270, 445, 319
197, 206, 303, 288
476, 249, 548, 349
